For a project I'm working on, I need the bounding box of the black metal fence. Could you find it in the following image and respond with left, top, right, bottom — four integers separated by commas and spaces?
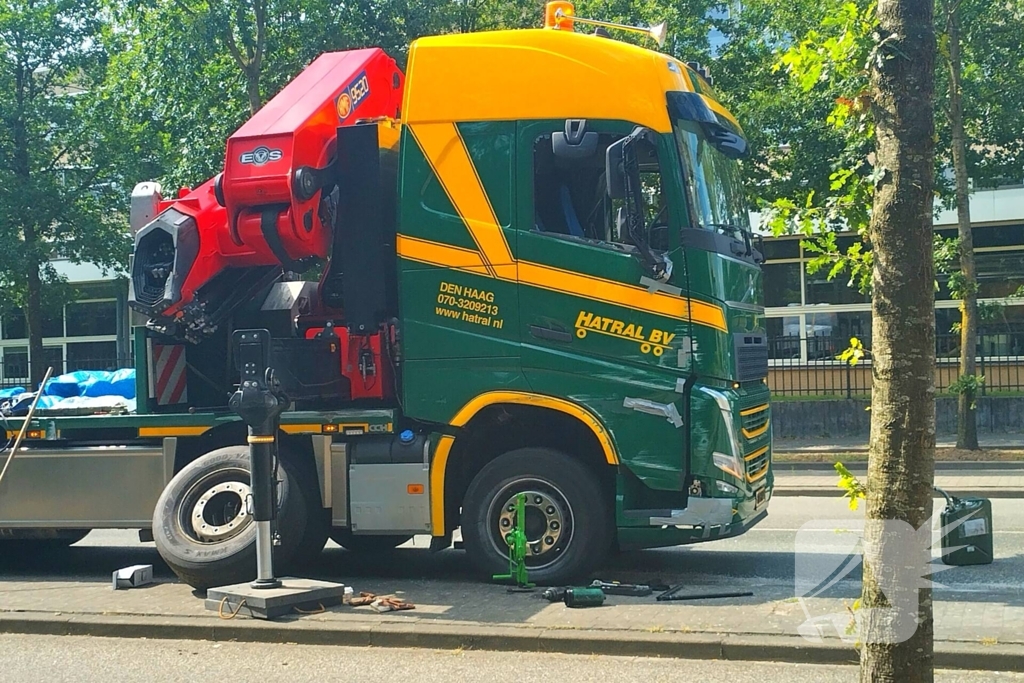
0, 355, 135, 391
768, 325, 1024, 398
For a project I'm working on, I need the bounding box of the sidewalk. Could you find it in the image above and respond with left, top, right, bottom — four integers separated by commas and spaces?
2, 552, 1024, 671
773, 469, 1024, 498
775, 435, 1024, 453
1, 567, 1023, 671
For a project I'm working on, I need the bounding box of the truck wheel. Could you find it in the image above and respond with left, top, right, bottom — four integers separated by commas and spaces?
329, 529, 412, 552
461, 448, 611, 585
153, 446, 307, 589
282, 453, 331, 565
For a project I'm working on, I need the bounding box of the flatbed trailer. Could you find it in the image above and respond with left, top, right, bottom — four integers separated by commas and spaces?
0, 407, 394, 531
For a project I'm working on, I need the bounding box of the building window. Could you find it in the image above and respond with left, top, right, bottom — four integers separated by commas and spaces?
972, 224, 1024, 248
763, 262, 802, 307
767, 317, 800, 359
976, 251, 1024, 299
66, 300, 118, 337
43, 346, 64, 376
762, 238, 800, 260
66, 341, 119, 372
2, 311, 26, 340
1, 308, 63, 339
805, 268, 871, 305
3, 347, 28, 382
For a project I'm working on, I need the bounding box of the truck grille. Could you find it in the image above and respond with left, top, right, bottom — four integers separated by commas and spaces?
734, 333, 768, 382
744, 445, 770, 483
740, 403, 770, 440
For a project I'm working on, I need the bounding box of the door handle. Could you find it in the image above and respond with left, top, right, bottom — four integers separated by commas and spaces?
529, 325, 573, 343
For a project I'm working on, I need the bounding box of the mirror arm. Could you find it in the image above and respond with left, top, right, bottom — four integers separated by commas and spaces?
621, 135, 672, 282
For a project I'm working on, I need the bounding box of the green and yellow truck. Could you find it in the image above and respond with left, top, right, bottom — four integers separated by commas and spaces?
0, 6, 771, 587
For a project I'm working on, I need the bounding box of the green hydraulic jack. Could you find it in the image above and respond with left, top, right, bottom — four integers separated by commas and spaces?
492, 492, 535, 590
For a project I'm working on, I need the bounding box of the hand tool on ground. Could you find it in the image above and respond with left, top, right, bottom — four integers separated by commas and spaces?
564, 586, 605, 608
589, 579, 653, 596
656, 586, 754, 601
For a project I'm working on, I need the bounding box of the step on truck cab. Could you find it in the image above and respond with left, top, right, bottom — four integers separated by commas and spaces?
0, 3, 771, 588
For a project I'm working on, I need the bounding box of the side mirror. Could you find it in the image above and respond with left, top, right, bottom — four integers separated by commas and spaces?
552, 119, 598, 159
606, 138, 626, 200
606, 126, 652, 200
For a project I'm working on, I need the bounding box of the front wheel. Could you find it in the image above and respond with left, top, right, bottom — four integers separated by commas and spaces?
461, 448, 611, 585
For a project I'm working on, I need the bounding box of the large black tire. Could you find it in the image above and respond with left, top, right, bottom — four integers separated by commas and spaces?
329, 529, 412, 553
461, 448, 611, 585
285, 454, 331, 565
152, 446, 307, 589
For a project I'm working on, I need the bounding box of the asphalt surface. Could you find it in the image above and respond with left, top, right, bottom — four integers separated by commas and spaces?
1, 634, 1020, 683
18, 495, 1017, 605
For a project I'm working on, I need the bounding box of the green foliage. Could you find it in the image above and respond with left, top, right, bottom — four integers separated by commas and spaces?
949, 373, 984, 406
803, 231, 873, 294
0, 1, 131, 303
837, 336, 867, 366
834, 461, 866, 510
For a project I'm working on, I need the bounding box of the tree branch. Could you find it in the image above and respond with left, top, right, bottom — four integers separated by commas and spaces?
253, 0, 267, 73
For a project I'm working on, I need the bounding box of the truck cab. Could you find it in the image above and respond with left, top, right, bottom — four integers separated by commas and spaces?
391, 28, 771, 567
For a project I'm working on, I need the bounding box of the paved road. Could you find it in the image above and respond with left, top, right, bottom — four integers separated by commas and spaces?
23, 495, 1018, 603
0, 634, 1019, 683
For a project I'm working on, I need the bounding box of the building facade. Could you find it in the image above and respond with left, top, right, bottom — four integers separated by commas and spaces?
0, 260, 131, 388
759, 186, 1024, 396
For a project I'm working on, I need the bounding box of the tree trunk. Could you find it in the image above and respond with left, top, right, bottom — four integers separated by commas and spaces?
26, 260, 46, 389
947, 4, 979, 450
245, 68, 262, 115
860, 0, 937, 679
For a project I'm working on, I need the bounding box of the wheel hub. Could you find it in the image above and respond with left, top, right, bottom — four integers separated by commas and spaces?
497, 489, 565, 558
191, 481, 252, 542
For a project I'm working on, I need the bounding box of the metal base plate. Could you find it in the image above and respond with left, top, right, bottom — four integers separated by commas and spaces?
205, 577, 345, 620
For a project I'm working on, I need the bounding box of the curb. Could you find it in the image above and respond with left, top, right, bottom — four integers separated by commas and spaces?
1, 612, 1022, 672
773, 487, 1024, 499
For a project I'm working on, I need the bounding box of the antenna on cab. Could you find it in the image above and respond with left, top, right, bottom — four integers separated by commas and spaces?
543, 1, 668, 48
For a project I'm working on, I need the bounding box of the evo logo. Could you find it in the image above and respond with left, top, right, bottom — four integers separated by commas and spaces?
239, 146, 283, 166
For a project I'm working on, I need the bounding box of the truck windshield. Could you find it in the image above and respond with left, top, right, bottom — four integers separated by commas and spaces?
673, 119, 751, 237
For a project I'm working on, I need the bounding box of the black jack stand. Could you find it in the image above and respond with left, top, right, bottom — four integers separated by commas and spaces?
204, 329, 345, 619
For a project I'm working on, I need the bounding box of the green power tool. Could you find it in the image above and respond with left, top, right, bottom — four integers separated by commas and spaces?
492, 492, 535, 589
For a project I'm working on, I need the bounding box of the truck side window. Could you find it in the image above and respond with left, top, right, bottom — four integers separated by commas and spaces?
533, 130, 668, 251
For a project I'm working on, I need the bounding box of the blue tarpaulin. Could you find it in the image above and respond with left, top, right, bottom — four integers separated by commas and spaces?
0, 387, 25, 400
42, 370, 136, 400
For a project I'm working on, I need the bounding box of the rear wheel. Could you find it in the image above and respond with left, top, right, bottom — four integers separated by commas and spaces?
152, 446, 307, 589
329, 529, 412, 552
283, 450, 330, 565
461, 448, 611, 585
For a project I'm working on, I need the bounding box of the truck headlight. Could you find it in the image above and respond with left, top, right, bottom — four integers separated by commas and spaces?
713, 452, 743, 479
700, 385, 741, 458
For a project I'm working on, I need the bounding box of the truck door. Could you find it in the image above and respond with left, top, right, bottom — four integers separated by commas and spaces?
396, 121, 526, 421
513, 119, 691, 492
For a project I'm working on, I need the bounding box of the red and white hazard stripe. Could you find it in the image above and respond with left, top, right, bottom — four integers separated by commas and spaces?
152, 344, 188, 405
